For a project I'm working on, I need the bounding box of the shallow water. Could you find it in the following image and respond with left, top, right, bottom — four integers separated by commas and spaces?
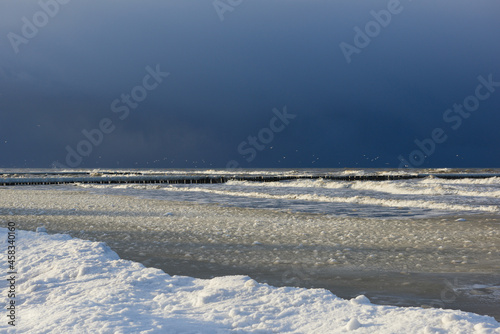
3, 168, 500, 218
75, 176, 500, 218
1, 186, 499, 320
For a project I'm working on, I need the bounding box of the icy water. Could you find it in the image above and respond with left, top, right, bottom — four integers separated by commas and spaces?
1, 168, 499, 319
28, 167, 498, 218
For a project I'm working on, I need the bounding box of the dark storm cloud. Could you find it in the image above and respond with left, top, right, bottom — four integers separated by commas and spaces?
0, 0, 499, 168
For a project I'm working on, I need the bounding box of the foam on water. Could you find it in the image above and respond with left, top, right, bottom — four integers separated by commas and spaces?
1, 186, 499, 320
68, 174, 500, 218
2, 168, 499, 218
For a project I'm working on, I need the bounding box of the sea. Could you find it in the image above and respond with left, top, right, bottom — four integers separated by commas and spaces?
1, 167, 499, 319
1, 168, 499, 218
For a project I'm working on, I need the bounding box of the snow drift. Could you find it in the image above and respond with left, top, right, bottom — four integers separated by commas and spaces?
1, 228, 499, 333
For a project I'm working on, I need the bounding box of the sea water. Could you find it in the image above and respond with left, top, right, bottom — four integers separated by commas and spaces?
1, 168, 499, 319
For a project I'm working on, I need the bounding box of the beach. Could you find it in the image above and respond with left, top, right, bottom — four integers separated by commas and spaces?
1, 184, 498, 322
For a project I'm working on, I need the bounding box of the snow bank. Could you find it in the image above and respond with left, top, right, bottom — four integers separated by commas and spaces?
1, 229, 498, 333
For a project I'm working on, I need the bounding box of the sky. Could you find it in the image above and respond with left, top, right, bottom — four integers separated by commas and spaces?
1, 0, 499, 169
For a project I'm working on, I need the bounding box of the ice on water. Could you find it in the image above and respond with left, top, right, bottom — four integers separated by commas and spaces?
0, 168, 499, 331
72, 173, 500, 218
2, 228, 499, 333
1, 174, 498, 275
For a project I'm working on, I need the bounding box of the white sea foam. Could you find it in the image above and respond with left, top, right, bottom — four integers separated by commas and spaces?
4, 168, 500, 217
67, 175, 500, 217
158, 185, 499, 213
349, 179, 500, 198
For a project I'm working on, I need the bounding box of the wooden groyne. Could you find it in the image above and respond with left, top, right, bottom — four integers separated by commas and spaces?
0, 173, 498, 186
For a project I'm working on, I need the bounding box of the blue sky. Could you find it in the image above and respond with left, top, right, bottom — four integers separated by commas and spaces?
1, 0, 499, 169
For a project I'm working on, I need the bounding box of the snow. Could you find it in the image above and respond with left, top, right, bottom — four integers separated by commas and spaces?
1, 228, 499, 333
1, 169, 499, 332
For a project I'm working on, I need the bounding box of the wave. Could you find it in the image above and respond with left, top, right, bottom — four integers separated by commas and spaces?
159, 186, 499, 213
225, 178, 500, 198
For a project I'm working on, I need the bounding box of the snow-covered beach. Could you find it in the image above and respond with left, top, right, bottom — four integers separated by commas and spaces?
0, 228, 499, 333
1, 169, 499, 332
